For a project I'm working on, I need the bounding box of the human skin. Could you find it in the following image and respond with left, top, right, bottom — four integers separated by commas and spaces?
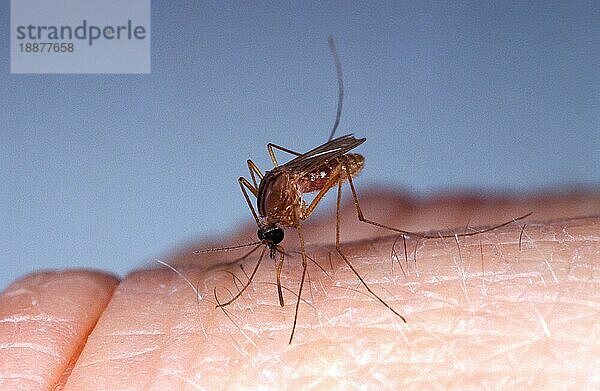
1, 190, 599, 390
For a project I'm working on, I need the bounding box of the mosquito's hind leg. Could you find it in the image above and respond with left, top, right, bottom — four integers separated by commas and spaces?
343, 167, 531, 239
333, 175, 407, 323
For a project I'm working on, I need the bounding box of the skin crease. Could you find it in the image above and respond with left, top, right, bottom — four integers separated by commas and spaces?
1, 191, 599, 390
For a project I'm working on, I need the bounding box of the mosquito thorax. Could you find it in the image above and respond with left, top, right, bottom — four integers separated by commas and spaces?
257, 226, 284, 245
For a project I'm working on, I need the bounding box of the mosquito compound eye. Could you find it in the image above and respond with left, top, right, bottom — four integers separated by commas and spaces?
257, 229, 266, 241
258, 228, 284, 244
269, 228, 284, 244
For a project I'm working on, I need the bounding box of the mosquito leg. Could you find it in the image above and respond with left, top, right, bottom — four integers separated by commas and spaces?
302, 164, 342, 219
246, 159, 264, 189
344, 166, 531, 239
267, 143, 303, 167
239, 177, 261, 226
334, 174, 407, 323
216, 246, 266, 308
275, 250, 285, 307
289, 224, 308, 344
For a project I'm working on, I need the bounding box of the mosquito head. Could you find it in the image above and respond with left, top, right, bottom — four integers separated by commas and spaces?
257, 226, 284, 247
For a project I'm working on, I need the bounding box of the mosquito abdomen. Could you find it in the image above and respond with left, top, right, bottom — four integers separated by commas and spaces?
298, 153, 365, 193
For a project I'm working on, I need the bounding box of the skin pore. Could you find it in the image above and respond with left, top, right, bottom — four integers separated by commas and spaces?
1, 190, 598, 389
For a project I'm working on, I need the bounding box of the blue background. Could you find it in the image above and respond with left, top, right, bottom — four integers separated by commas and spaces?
2, 1, 599, 290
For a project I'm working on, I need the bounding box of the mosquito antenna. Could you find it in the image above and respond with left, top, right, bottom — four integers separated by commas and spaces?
327, 37, 344, 142
193, 241, 262, 254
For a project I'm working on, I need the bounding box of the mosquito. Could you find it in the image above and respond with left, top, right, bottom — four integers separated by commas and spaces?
198, 38, 531, 344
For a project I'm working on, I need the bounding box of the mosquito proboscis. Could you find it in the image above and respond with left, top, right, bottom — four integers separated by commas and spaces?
195, 38, 531, 344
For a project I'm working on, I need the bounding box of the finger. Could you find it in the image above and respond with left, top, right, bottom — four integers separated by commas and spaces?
0, 270, 118, 391
64, 268, 220, 389
63, 191, 599, 389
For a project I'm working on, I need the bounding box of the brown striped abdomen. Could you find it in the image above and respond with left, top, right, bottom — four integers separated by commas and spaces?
298, 153, 364, 193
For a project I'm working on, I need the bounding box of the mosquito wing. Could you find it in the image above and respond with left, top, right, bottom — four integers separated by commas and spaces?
280, 134, 366, 175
